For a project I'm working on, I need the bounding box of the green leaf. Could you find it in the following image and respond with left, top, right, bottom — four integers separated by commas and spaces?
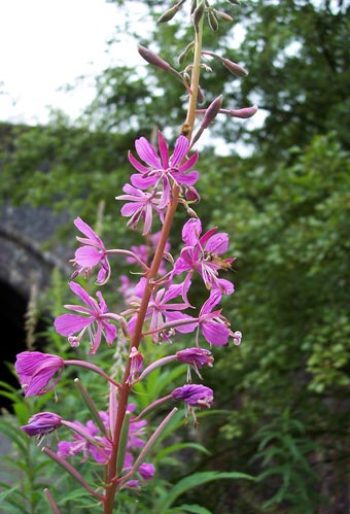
157, 471, 255, 511
174, 504, 213, 514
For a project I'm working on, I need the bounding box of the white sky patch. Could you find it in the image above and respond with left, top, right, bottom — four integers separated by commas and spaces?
0, 0, 120, 124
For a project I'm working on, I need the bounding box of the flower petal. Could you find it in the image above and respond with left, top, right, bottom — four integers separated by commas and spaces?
69, 282, 98, 310
75, 246, 103, 267
54, 314, 93, 336
74, 217, 100, 243
170, 135, 190, 167
182, 218, 202, 246
205, 232, 229, 254
201, 320, 229, 346
135, 137, 161, 168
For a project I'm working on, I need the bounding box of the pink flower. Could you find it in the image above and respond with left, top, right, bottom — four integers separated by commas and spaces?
139, 463, 155, 480
54, 281, 117, 354
128, 132, 199, 208
176, 347, 213, 369
57, 418, 111, 464
15, 351, 64, 397
22, 412, 62, 436
127, 347, 144, 384
72, 217, 111, 285
171, 290, 234, 346
129, 280, 193, 342
171, 384, 214, 408
116, 184, 163, 235
174, 218, 234, 294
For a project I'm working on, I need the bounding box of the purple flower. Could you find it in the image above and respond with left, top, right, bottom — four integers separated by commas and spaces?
128, 132, 199, 207
127, 347, 144, 384
54, 281, 117, 354
15, 351, 64, 397
176, 347, 213, 369
171, 384, 214, 408
116, 184, 163, 235
22, 412, 62, 436
139, 463, 156, 480
71, 217, 111, 285
174, 218, 234, 294
143, 281, 193, 342
57, 418, 111, 464
171, 290, 233, 346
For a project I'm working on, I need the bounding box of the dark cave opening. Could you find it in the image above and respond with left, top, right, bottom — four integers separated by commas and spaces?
0, 279, 47, 410
0, 280, 27, 409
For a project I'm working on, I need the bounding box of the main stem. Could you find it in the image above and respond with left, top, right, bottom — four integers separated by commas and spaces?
103, 16, 204, 514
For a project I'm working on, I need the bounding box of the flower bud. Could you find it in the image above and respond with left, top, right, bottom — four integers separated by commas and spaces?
214, 9, 233, 22
192, 0, 205, 31
15, 351, 64, 397
22, 412, 62, 437
138, 45, 171, 72
222, 57, 248, 77
176, 348, 214, 368
171, 384, 214, 408
139, 462, 156, 480
208, 10, 219, 32
127, 347, 144, 384
202, 95, 223, 129
197, 86, 205, 105
228, 106, 258, 118
158, 0, 186, 23
232, 330, 242, 345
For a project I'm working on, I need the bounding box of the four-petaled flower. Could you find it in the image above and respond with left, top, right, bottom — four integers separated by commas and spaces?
172, 289, 235, 346
72, 217, 111, 285
129, 132, 199, 208
116, 184, 163, 235
128, 279, 192, 342
54, 281, 117, 354
174, 218, 234, 294
15, 351, 64, 397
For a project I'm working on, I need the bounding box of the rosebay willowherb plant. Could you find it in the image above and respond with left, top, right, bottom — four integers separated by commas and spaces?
15, 1, 257, 512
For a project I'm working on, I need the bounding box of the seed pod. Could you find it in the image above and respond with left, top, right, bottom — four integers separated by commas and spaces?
208, 9, 219, 32
192, 0, 205, 30
157, 0, 186, 23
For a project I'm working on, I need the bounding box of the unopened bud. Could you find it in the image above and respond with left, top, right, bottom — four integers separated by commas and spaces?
202, 95, 223, 129
158, 0, 186, 23
214, 9, 233, 21
197, 86, 205, 105
222, 58, 248, 77
138, 45, 171, 72
228, 105, 258, 118
222, 57, 248, 77
208, 10, 219, 32
192, 0, 205, 30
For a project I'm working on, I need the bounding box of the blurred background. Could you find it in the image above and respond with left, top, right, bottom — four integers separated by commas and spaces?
0, 1, 349, 513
